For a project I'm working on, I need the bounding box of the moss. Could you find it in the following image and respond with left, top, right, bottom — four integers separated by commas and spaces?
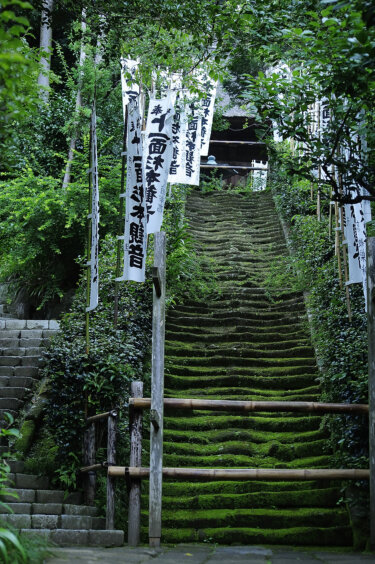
23, 428, 58, 475
14, 419, 36, 455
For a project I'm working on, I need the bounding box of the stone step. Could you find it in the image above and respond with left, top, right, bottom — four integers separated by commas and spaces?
0, 387, 27, 399
2, 487, 82, 504
0, 513, 105, 530
19, 528, 124, 547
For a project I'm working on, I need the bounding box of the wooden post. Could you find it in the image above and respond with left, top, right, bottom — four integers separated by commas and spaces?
367, 236, 375, 548
128, 381, 143, 546
149, 232, 166, 548
106, 411, 117, 530
83, 422, 96, 505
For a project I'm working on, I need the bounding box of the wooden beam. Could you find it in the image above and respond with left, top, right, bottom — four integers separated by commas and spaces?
128, 381, 143, 547
149, 232, 166, 548
367, 236, 375, 548
109, 466, 369, 481
82, 422, 96, 505
129, 398, 368, 415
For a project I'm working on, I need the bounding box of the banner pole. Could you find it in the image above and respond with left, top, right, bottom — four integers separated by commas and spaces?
114, 107, 128, 328
86, 108, 93, 354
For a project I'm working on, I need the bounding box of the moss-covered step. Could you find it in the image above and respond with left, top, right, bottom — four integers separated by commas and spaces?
142, 189, 351, 547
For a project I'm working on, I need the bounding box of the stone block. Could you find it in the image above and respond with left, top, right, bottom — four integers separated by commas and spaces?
3, 488, 35, 503
49, 320, 60, 330
5, 320, 27, 330
36, 489, 64, 504
0, 356, 21, 366
5, 347, 25, 356
64, 492, 82, 505
1, 513, 31, 528
63, 504, 97, 517
3, 502, 31, 514
0, 376, 9, 386
1, 331, 21, 339
9, 376, 34, 388
26, 320, 49, 329
32, 503, 63, 515
7, 460, 25, 473
32, 513, 59, 529
0, 397, 22, 409
21, 356, 41, 367
88, 529, 124, 547
15, 474, 50, 490
0, 386, 25, 398
0, 320, 6, 329
51, 529, 89, 546
20, 330, 43, 339
19, 338, 42, 348
0, 366, 14, 376
20, 528, 50, 540
42, 329, 59, 339
14, 366, 39, 377
60, 514, 92, 529
0, 338, 20, 348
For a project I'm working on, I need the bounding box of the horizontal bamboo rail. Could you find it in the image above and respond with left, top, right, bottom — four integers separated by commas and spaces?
209, 140, 266, 146
129, 398, 368, 415
108, 466, 369, 481
86, 409, 118, 424
80, 463, 104, 473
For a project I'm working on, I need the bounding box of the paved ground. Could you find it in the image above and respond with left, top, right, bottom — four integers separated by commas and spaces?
46, 544, 375, 563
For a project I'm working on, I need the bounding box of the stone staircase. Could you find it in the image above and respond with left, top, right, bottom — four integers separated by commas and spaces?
0, 312, 124, 546
141, 189, 353, 546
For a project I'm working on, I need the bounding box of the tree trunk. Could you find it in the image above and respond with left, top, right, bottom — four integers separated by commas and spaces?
62, 10, 87, 190
37, 0, 54, 103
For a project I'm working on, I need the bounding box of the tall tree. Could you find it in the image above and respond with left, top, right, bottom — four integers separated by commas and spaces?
37, 0, 54, 102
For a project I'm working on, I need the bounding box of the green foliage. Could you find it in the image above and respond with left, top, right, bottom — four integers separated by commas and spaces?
0, 156, 121, 311
240, 0, 375, 203
270, 168, 368, 477
0, 0, 39, 148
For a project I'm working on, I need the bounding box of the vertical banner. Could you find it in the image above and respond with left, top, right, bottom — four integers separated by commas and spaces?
117, 98, 147, 282
168, 103, 187, 184
184, 103, 202, 186
144, 95, 174, 233
200, 76, 217, 157
344, 204, 362, 285
120, 58, 139, 120
86, 105, 99, 312
251, 160, 268, 191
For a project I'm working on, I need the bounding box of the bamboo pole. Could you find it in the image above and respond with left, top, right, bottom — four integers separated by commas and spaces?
334, 203, 343, 289
114, 112, 128, 328
367, 236, 375, 548
128, 381, 143, 546
108, 466, 369, 481
129, 398, 368, 415
83, 423, 96, 505
80, 463, 103, 473
106, 412, 117, 530
339, 205, 352, 321
149, 232, 166, 548
85, 113, 93, 354
86, 409, 118, 424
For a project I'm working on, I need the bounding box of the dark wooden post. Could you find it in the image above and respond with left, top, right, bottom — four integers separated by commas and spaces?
128, 381, 143, 546
83, 422, 96, 505
149, 232, 166, 548
367, 236, 375, 548
106, 410, 117, 530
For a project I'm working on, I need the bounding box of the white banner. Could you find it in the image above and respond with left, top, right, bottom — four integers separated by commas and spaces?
86, 105, 99, 312
120, 58, 139, 121
344, 204, 362, 285
168, 103, 188, 184
200, 76, 217, 157
144, 95, 174, 233
184, 103, 202, 186
117, 98, 147, 282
